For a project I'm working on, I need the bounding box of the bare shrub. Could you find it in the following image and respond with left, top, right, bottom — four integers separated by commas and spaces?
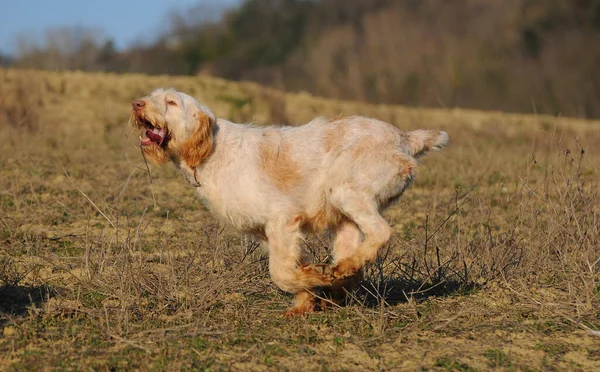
0, 71, 43, 131
1, 69, 598, 369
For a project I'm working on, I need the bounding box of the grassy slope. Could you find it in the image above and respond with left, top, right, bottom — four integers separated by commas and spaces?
0, 68, 599, 370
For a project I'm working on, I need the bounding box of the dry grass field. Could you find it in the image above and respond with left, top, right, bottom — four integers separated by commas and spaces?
0, 68, 599, 371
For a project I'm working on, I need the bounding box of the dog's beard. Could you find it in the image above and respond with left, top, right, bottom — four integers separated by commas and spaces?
141, 142, 170, 164
131, 112, 171, 164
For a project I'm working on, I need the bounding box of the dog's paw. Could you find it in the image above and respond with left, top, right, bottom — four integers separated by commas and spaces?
331, 257, 362, 280
284, 290, 316, 317
299, 263, 334, 286
284, 306, 312, 318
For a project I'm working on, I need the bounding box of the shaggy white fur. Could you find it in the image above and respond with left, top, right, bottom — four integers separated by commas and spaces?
131, 88, 449, 315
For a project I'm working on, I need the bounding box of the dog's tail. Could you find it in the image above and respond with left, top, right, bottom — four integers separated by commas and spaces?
403, 129, 449, 158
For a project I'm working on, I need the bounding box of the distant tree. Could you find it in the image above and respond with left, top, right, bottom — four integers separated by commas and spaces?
0, 53, 13, 67
14, 26, 111, 71
7, 0, 600, 118
97, 40, 117, 66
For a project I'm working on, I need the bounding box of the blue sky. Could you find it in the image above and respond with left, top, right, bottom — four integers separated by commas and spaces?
0, 0, 240, 55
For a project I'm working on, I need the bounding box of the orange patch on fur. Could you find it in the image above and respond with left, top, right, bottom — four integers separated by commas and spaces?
297, 263, 334, 287
259, 135, 303, 192
285, 290, 316, 317
182, 112, 215, 168
142, 143, 170, 164
332, 257, 362, 280
301, 204, 343, 233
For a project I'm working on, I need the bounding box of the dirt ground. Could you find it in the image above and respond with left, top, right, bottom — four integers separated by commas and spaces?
1, 68, 599, 370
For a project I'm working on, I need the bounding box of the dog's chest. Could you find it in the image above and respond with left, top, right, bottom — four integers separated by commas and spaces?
184, 172, 261, 230
196, 183, 261, 229
179, 157, 269, 229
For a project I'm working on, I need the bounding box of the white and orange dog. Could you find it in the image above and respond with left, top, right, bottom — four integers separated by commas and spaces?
131, 89, 449, 315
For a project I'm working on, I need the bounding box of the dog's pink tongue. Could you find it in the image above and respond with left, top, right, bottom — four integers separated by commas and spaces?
146, 129, 164, 145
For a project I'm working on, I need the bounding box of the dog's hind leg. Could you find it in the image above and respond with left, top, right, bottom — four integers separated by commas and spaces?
322, 219, 364, 304
329, 188, 392, 281
332, 219, 362, 264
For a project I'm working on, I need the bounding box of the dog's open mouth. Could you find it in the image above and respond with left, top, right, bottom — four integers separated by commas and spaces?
138, 118, 166, 147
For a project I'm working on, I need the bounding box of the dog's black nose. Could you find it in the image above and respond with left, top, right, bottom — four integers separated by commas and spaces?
132, 100, 145, 110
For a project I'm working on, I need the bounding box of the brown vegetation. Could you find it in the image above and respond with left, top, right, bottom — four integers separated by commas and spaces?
0, 68, 599, 369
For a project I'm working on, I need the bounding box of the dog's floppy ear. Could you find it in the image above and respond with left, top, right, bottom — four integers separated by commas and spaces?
182, 111, 215, 168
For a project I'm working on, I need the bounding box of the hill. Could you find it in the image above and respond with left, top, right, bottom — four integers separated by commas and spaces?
0, 68, 599, 370
11, 0, 600, 118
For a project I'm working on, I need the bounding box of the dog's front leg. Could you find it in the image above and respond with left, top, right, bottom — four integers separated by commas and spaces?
264, 215, 334, 316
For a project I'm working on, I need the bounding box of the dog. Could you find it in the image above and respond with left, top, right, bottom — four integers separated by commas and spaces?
131, 88, 449, 316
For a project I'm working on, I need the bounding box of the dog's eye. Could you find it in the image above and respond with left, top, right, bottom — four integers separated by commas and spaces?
167, 100, 177, 106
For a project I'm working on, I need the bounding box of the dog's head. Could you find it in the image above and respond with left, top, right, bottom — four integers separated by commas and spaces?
131, 88, 215, 167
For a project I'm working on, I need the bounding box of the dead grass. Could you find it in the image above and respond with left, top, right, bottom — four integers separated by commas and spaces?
0, 68, 599, 370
